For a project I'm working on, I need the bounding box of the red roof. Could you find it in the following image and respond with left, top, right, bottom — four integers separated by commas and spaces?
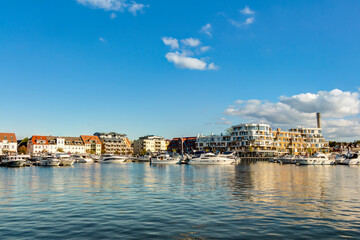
30, 135, 48, 145
80, 135, 101, 145
0, 133, 16, 143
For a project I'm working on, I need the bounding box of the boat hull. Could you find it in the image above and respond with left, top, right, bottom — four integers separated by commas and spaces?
297, 159, 334, 165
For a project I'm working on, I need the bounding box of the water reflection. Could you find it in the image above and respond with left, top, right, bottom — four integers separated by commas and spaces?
0, 163, 359, 239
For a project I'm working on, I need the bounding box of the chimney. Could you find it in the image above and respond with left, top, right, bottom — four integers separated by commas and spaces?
316, 112, 321, 128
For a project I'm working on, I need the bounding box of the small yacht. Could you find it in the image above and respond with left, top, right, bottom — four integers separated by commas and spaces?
137, 155, 151, 162
335, 154, 348, 165
2, 155, 30, 167
296, 153, 335, 165
151, 152, 182, 164
100, 154, 127, 163
73, 155, 93, 163
55, 153, 75, 166
218, 151, 240, 164
188, 152, 235, 165
276, 155, 302, 164
342, 153, 360, 165
38, 156, 60, 166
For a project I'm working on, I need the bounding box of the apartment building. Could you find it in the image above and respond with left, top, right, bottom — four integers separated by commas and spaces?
288, 127, 329, 153
0, 133, 17, 155
133, 135, 167, 154
271, 129, 307, 155
230, 123, 275, 157
27, 136, 86, 155
167, 137, 197, 153
196, 133, 231, 152
94, 132, 133, 155
80, 135, 102, 155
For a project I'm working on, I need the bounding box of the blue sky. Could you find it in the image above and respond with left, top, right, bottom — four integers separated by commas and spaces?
1, 0, 360, 140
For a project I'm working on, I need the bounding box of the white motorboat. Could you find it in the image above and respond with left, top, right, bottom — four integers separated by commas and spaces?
335, 154, 348, 165
100, 154, 127, 163
188, 152, 235, 165
296, 153, 335, 165
276, 155, 303, 164
1, 155, 30, 167
218, 151, 240, 163
55, 153, 75, 166
73, 155, 93, 163
38, 156, 60, 166
342, 153, 360, 165
151, 152, 182, 164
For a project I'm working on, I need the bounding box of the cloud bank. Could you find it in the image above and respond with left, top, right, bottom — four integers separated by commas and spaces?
224, 89, 360, 140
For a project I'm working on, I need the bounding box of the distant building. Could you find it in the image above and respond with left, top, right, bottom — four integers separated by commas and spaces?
133, 135, 167, 154
94, 132, 133, 155
230, 123, 275, 157
196, 134, 231, 152
167, 137, 197, 153
271, 128, 307, 155
80, 135, 102, 155
0, 133, 17, 155
288, 127, 329, 154
27, 136, 86, 155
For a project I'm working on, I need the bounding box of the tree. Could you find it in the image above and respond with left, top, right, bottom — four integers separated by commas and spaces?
114, 150, 120, 155
89, 150, 95, 155
18, 145, 27, 155
57, 148, 64, 153
140, 149, 147, 156
307, 147, 313, 156
225, 128, 233, 136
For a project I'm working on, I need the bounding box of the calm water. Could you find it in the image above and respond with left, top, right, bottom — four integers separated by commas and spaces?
0, 162, 359, 239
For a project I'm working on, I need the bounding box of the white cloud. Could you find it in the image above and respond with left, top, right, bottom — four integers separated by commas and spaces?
110, 12, 117, 19
181, 38, 201, 47
162, 35, 218, 71
77, 0, 148, 16
240, 6, 255, 15
128, 2, 147, 15
244, 17, 255, 25
227, 6, 256, 27
165, 52, 207, 70
207, 62, 219, 70
200, 46, 211, 53
279, 89, 360, 118
217, 117, 232, 125
200, 23, 212, 37
99, 37, 106, 42
224, 89, 360, 140
162, 37, 179, 49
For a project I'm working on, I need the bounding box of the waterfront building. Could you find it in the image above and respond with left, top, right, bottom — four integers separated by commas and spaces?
230, 123, 276, 157
0, 133, 17, 155
196, 133, 231, 152
167, 137, 197, 153
133, 135, 167, 154
271, 129, 307, 155
27, 136, 86, 155
94, 132, 133, 155
288, 127, 329, 153
80, 135, 102, 155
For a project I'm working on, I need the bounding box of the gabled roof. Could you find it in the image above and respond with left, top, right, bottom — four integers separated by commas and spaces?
30, 136, 48, 145
80, 135, 101, 145
0, 133, 16, 143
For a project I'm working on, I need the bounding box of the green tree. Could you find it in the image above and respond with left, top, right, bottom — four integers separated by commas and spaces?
225, 128, 233, 136
57, 148, 64, 153
89, 150, 95, 155
140, 149, 147, 156
307, 147, 313, 155
114, 150, 120, 155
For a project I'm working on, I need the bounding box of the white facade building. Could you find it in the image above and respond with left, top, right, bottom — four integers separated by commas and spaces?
133, 135, 167, 154
28, 136, 86, 155
196, 133, 231, 151
0, 133, 17, 155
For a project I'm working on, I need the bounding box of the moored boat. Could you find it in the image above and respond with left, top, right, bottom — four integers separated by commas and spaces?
100, 154, 127, 163
151, 152, 182, 164
342, 153, 360, 165
38, 156, 61, 166
188, 152, 235, 165
296, 153, 335, 165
